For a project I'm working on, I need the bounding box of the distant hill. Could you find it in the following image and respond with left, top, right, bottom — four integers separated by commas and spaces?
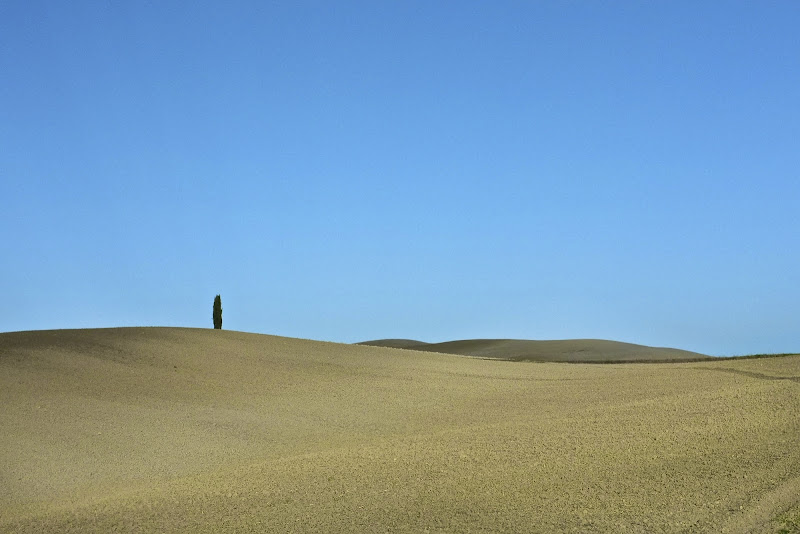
357, 338, 712, 362
355, 339, 431, 349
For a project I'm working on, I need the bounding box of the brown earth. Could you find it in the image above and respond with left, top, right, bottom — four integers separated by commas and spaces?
358, 338, 712, 362
1, 327, 798, 533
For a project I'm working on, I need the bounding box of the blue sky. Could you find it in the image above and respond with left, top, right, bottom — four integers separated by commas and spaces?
2, 1, 798, 355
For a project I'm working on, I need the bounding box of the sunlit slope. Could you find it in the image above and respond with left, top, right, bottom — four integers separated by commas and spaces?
359, 337, 711, 361
2, 327, 799, 533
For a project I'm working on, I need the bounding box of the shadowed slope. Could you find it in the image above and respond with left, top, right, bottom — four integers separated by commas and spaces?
359, 337, 711, 362
2, 327, 799, 533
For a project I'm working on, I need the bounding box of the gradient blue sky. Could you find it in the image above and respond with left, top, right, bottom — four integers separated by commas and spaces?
2, 2, 798, 355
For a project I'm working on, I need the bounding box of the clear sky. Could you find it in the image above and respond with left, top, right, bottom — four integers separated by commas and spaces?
2, 1, 798, 356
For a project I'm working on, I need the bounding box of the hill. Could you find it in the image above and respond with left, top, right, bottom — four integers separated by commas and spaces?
355, 338, 430, 349
2, 327, 799, 532
358, 337, 712, 362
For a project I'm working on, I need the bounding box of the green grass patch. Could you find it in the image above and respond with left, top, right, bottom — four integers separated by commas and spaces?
775, 504, 800, 533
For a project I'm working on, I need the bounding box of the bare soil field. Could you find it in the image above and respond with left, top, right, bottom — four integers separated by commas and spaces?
1, 327, 798, 533
357, 338, 712, 362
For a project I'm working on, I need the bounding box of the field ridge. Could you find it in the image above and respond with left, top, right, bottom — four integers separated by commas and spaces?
358, 337, 712, 362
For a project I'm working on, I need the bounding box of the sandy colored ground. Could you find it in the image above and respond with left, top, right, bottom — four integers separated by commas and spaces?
1, 327, 798, 533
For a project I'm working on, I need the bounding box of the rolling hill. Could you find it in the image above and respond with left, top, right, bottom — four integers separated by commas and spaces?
357, 337, 712, 362
2, 327, 799, 532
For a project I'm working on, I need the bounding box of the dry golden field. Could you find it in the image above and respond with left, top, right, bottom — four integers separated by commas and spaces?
1, 327, 798, 533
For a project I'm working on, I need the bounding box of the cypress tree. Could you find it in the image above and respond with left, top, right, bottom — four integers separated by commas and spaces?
213, 294, 223, 329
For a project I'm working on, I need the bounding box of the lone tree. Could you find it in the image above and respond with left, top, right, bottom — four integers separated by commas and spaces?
212, 294, 222, 329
